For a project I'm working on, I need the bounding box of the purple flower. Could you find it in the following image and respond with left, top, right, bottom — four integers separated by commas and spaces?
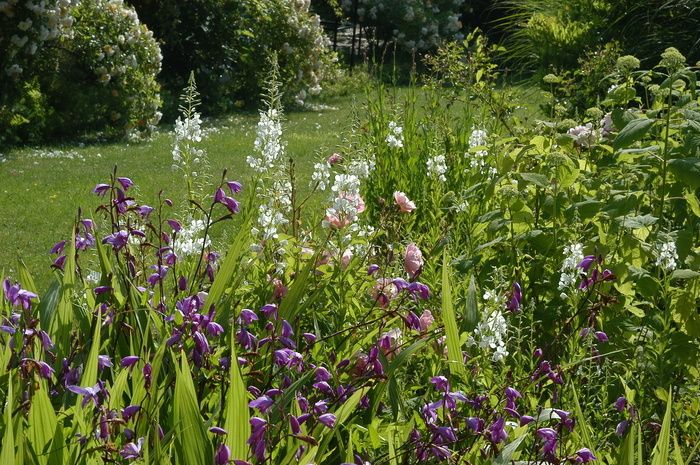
117, 177, 133, 191
505, 386, 521, 401
226, 181, 243, 194
98, 355, 112, 370
614, 396, 627, 412
260, 304, 278, 320
67, 383, 101, 407
577, 255, 596, 271
595, 331, 608, 343
248, 417, 268, 462
122, 405, 141, 421
3, 279, 38, 310
249, 395, 274, 412
215, 443, 231, 465
576, 448, 597, 463
119, 437, 144, 460
506, 282, 522, 312
466, 417, 484, 432
36, 360, 55, 379
121, 355, 140, 368
138, 205, 154, 218
239, 308, 258, 325
167, 219, 182, 232
315, 367, 332, 382
318, 413, 337, 429
93, 183, 111, 196
50, 240, 66, 254
103, 230, 129, 250
616, 420, 629, 437
52, 255, 67, 271
209, 426, 228, 435
430, 376, 450, 392
487, 417, 508, 444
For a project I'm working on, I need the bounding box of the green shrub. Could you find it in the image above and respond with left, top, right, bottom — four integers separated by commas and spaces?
0, 0, 162, 143
132, 0, 336, 116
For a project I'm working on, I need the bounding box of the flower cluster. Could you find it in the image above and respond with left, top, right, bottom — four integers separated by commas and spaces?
467, 289, 510, 362
558, 242, 585, 291
385, 121, 404, 149
655, 239, 678, 271
567, 123, 599, 147
247, 108, 284, 173
427, 152, 448, 183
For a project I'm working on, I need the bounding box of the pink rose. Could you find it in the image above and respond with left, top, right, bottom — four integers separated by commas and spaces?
394, 191, 416, 213
418, 310, 434, 332
404, 243, 423, 279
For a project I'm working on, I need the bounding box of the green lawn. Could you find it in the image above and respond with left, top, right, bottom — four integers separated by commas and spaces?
0, 95, 360, 289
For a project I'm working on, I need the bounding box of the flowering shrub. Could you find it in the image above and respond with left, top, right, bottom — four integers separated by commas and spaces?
340, 0, 464, 51
0, 0, 161, 143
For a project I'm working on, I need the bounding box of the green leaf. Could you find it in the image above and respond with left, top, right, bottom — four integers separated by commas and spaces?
174, 355, 212, 465
225, 332, 249, 462
17, 259, 38, 296
441, 251, 465, 377
684, 190, 700, 217
613, 118, 655, 150
493, 429, 527, 465
668, 158, 700, 189
619, 214, 658, 229
672, 269, 700, 280
1, 377, 14, 464
519, 172, 549, 188
27, 381, 57, 465
463, 275, 478, 332
571, 385, 594, 452
651, 387, 673, 465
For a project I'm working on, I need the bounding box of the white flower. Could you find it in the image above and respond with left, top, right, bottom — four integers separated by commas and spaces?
655, 239, 678, 271
467, 294, 509, 362
559, 242, 584, 290
385, 121, 404, 149
311, 162, 331, 190
427, 154, 447, 182
173, 218, 210, 256
247, 108, 284, 173
567, 123, 599, 148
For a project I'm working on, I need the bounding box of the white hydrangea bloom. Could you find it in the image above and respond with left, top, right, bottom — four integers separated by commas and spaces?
655, 240, 678, 271
385, 121, 404, 149
559, 242, 584, 291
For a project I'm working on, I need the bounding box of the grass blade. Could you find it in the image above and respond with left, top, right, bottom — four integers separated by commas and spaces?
225, 332, 250, 462
651, 386, 673, 465
174, 354, 211, 465
441, 250, 465, 377
1, 377, 14, 464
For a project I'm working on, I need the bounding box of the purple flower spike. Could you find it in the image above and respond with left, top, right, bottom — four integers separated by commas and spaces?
93, 183, 111, 196
209, 426, 228, 435
576, 448, 597, 463
121, 355, 140, 368
215, 443, 231, 465
119, 437, 144, 460
506, 282, 522, 312
117, 177, 133, 191
318, 413, 337, 429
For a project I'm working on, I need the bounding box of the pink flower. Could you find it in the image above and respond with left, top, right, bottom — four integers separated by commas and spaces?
373, 278, 398, 308
394, 191, 416, 213
404, 243, 423, 279
341, 249, 353, 269
418, 310, 434, 332
324, 213, 351, 229
327, 153, 343, 165
272, 278, 287, 300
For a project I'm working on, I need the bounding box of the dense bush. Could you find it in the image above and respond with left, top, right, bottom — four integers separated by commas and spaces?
132, 0, 336, 116
339, 0, 465, 51
0, 0, 162, 143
